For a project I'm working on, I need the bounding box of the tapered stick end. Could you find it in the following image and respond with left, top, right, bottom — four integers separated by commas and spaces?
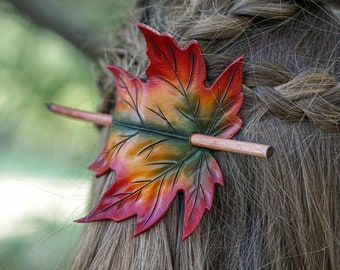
45, 103, 112, 126
45, 103, 52, 111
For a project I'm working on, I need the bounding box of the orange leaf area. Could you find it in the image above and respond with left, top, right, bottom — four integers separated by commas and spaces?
77, 24, 244, 240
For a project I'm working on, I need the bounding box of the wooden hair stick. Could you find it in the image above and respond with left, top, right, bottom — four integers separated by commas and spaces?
47, 103, 273, 158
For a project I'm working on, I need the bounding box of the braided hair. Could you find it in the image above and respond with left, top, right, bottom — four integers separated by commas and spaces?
71, 1, 339, 269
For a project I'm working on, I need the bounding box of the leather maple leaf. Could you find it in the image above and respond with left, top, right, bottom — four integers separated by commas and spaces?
77, 24, 244, 240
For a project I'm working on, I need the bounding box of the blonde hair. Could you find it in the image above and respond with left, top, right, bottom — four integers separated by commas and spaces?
71, 1, 340, 269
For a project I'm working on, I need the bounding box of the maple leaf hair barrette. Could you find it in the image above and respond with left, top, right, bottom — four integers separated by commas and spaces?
48, 24, 273, 240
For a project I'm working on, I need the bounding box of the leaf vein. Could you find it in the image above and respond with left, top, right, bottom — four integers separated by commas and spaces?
117, 74, 144, 126
187, 155, 204, 222
147, 107, 179, 134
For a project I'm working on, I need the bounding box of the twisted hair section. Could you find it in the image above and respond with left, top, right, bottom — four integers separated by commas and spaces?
254, 74, 340, 132
71, 0, 339, 269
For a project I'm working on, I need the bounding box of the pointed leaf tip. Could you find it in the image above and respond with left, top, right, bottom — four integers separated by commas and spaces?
83, 24, 244, 240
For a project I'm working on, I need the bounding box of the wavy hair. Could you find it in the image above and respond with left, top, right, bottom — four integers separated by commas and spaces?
71, 0, 340, 269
